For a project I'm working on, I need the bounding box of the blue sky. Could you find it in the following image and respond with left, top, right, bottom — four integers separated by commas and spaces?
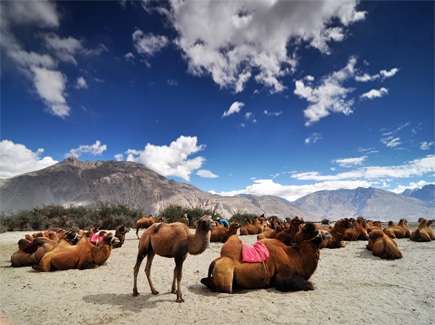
1, 0, 434, 202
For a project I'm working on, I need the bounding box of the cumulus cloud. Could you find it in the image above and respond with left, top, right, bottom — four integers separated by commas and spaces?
196, 169, 218, 178
65, 140, 107, 159
219, 155, 435, 201
222, 101, 244, 118
159, 0, 365, 93
132, 29, 169, 57
75, 76, 88, 89
360, 87, 388, 99
294, 57, 357, 126
125, 135, 206, 181
0, 140, 58, 179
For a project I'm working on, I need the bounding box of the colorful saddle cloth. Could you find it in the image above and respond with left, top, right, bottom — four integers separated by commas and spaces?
242, 241, 270, 263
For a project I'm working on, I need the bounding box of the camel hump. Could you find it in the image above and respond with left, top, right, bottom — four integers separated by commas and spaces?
153, 223, 163, 234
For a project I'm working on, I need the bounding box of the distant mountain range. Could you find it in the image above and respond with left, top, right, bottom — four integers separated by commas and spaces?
0, 158, 433, 222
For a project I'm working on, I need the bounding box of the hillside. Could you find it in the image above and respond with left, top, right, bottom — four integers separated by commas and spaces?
401, 184, 435, 202
0, 158, 316, 220
292, 187, 434, 221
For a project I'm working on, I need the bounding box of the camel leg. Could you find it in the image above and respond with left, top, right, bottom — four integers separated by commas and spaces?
145, 250, 158, 295
173, 255, 186, 303
132, 250, 146, 296
136, 228, 140, 239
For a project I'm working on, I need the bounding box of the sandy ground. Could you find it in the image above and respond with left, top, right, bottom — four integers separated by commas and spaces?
0, 229, 434, 325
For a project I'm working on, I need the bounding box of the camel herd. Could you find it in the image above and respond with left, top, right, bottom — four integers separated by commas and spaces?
9, 213, 434, 303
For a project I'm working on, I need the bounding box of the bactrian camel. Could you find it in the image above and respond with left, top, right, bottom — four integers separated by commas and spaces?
132, 215, 216, 303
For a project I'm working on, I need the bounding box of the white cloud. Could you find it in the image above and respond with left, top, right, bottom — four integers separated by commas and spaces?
420, 141, 434, 151
125, 135, 206, 181
0, 140, 58, 179
219, 155, 435, 201
380, 68, 399, 78
222, 101, 244, 118
263, 110, 282, 117
75, 76, 88, 89
333, 156, 367, 167
65, 140, 107, 159
360, 87, 388, 99
196, 169, 218, 178
391, 180, 434, 194
294, 57, 357, 126
164, 0, 365, 93
132, 29, 169, 57
304, 133, 322, 145
355, 67, 399, 82
43, 33, 83, 65
31, 66, 70, 117
0, 1, 59, 28
381, 136, 401, 148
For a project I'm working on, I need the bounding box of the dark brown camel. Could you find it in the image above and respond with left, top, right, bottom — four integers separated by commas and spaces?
113, 225, 129, 248
258, 216, 304, 246
200, 223, 330, 293
132, 215, 216, 303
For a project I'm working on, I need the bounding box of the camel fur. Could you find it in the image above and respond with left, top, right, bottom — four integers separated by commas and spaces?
210, 221, 240, 243
366, 229, 402, 259
32, 231, 119, 271
410, 218, 434, 242
200, 223, 330, 293
132, 215, 216, 303
136, 215, 156, 239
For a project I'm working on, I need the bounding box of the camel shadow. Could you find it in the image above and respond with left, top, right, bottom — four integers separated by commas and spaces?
82, 291, 178, 312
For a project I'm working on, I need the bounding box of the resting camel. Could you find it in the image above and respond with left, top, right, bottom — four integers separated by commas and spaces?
366, 220, 382, 233
258, 216, 304, 246
210, 221, 240, 243
113, 225, 129, 248
200, 223, 330, 293
383, 218, 410, 239
318, 218, 353, 249
132, 215, 216, 303
343, 217, 369, 241
366, 229, 402, 259
410, 218, 434, 242
33, 231, 119, 271
136, 215, 156, 239
239, 216, 265, 235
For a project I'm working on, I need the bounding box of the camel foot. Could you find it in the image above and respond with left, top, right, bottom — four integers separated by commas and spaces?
132, 290, 139, 297
176, 297, 184, 303
151, 290, 159, 295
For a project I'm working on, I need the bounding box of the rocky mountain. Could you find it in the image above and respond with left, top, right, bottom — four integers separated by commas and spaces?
0, 158, 317, 220
292, 187, 434, 221
401, 184, 435, 202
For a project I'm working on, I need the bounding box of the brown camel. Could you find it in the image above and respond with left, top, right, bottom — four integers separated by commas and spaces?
113, 225, 129, 248
239, 216, 265, 235
384, 218, 410, 239
210, 221, 240, 243
200, 223, 330, 293
33, 231, 119, 271
132, 215, 216, 303
258, 216, 304, 246
366, 229, 402, 259
410, 218, 434, 242
318, 218, 353, 249
136, 215, 156, 239
10, 230, 80, 267
367, 220, 382, 233
343, 217, 369, 240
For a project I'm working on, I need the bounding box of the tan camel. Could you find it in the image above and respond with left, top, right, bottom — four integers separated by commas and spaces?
135, 215, 157, 239
410, 218, 434, 242
132, 215, 216, 303
33, 232, 119, 271
366, 229, 402, 259
210, 221, 239, 243
384, 218, 410, 239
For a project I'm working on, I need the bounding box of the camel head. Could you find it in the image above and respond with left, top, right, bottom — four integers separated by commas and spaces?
197, 215, 216, 232
101, 232, 121, 247
294, 223, 331, 244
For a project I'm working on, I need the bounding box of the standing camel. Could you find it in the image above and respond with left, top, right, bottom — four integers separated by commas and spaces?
132, 215, 216, 303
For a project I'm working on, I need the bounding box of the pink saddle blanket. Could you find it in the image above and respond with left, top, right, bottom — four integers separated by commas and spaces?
242, 241, 270, 263
91, 233, 103, 245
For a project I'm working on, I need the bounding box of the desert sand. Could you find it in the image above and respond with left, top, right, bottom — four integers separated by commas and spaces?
0, 229, 434, 325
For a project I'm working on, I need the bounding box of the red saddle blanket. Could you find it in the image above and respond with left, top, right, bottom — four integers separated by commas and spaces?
242, 241, 270, 263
